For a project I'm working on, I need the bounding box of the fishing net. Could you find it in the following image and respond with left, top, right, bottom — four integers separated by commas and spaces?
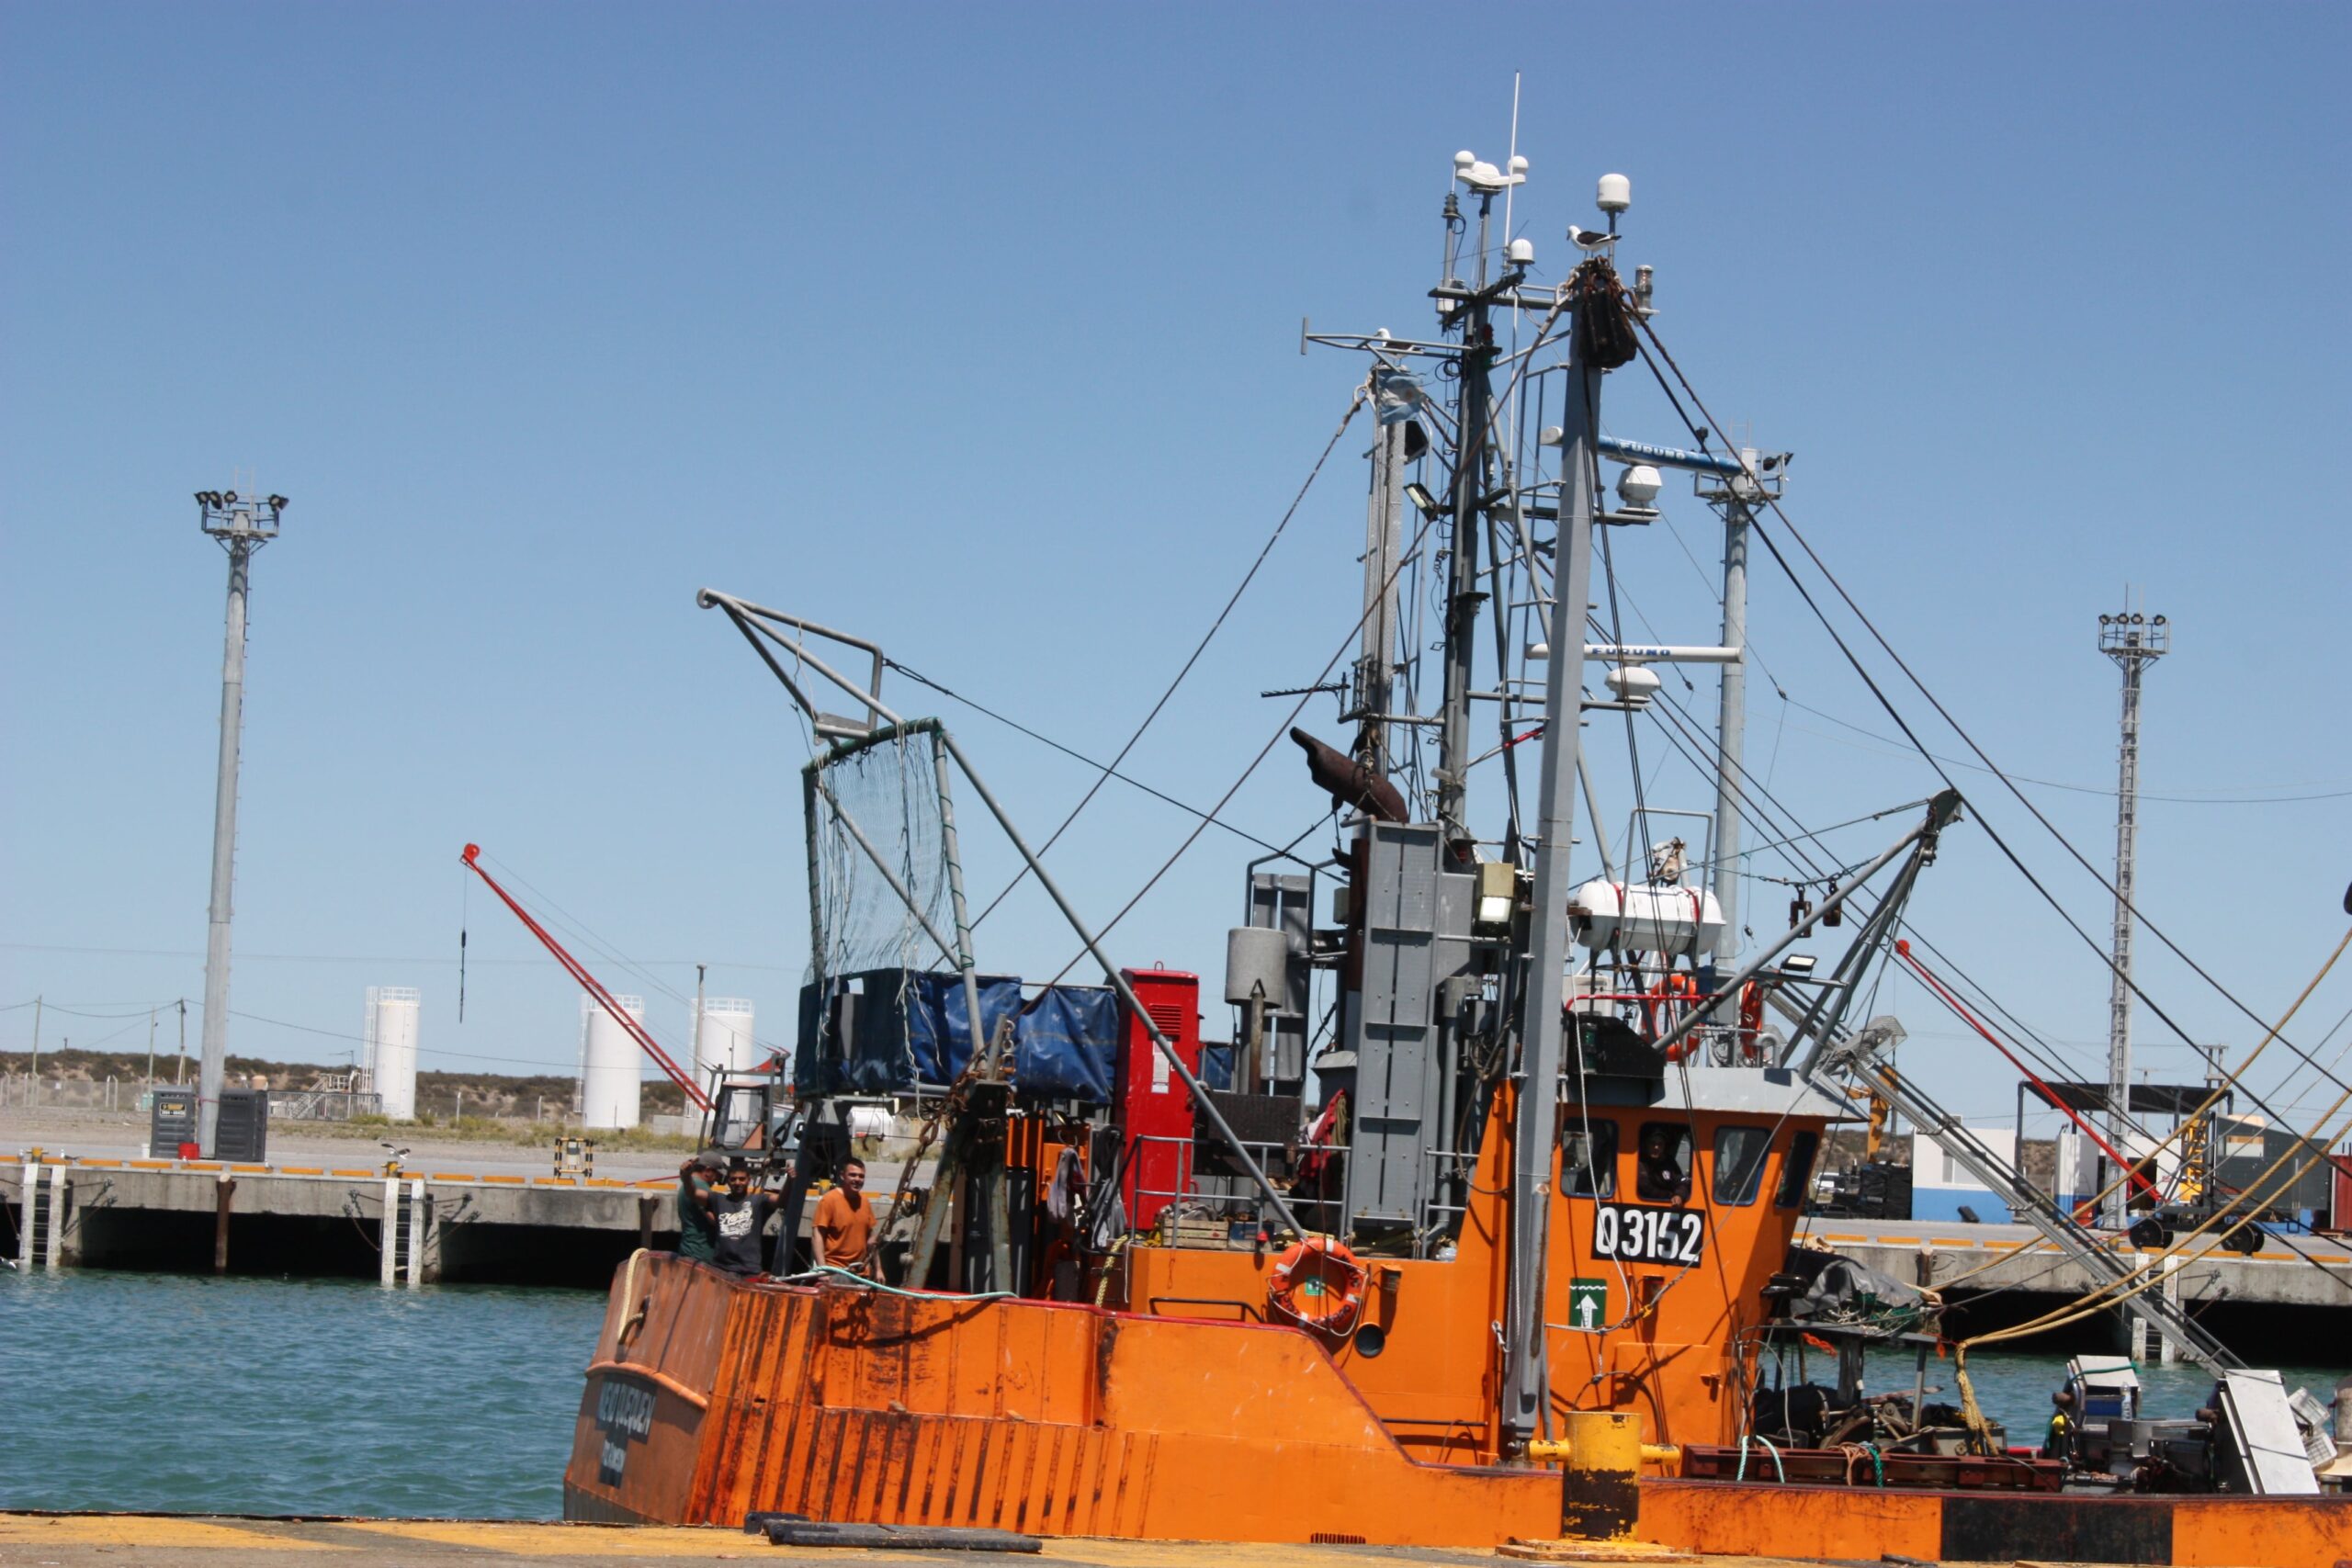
806, 724, 954, 987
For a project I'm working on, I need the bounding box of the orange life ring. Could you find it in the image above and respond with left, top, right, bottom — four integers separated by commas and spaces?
1737, 980, 1767, 1060
1647, 971, 1698, 1050
1267, 1235, 1365, 1335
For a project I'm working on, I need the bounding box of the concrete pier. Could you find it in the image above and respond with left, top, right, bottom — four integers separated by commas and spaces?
1807, 1216, 2352, 1355
0, 1512, 1795, 1567
5, 1155, 697, 1287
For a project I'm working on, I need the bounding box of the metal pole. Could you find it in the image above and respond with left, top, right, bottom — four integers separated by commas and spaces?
1710, 494, 1751, 966
175, 999, 187, 1084
2099, 611, 2165, 1228
28, 996, 39, 1109
929, 729, 991, 1066
1436, 278, 1495, 840
1357, 408, 1407, 771
933, 729, 1305, 1237
145, 1010, 157, 1090
1500, 340, 1600, 1447
197, 531, 254, 1155
2106, 649, 2141, 1228
693, 964, 707, 1082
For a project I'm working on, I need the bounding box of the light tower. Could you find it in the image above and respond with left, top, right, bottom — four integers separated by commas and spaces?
193, 486, 288, 1154
2098, 604, 2167, 1227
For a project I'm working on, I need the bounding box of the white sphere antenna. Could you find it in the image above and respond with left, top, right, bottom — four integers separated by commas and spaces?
1509, 154, 1530, 176
1596, 173, 1632, 214
1454, 150, 1476, 171
1506, 237, 1535, 267
1617, 464, 1662, 508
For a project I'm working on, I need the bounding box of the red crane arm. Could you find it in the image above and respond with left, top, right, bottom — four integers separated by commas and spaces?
459, 842, 711, 1113
1893, 940, 2160, 1204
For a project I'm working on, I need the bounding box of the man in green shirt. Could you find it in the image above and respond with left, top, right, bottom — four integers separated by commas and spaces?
675, 1156, 722, 1263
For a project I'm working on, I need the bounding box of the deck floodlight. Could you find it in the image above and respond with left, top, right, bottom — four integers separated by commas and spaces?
1403, 481, 1443, 518
1781, 953, 1817, 976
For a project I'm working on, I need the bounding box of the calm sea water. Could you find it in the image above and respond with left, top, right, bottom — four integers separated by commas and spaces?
0, 1269, 2341, 1517
0, 1270, 606, 1517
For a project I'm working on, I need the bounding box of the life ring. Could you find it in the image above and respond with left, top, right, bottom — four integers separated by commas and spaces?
1647, 971, 1698, 1050
1267, 1235, 1365, 1335
1737, 980, 1767, 1061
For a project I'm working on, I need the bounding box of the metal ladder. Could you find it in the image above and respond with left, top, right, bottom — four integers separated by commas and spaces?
14, 1159, 66, 1269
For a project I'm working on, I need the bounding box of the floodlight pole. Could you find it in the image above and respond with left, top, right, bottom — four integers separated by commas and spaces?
194, 488, 285, 1155
2098, 606, 2168, 1228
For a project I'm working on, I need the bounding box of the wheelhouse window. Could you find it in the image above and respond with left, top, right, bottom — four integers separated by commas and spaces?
1776, 1131, 1821, 1210
1712, 1124, 1772, 1206
1634, 1122, 1693, 1203
1563, 1118, 1618, 1199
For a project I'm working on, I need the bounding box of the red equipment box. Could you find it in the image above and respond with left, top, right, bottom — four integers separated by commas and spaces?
1116, 967, 1202, 1233
2330, 1153, 2352, 1235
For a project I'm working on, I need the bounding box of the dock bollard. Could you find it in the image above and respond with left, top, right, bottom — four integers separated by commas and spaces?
1528, 1411, 1679, 1540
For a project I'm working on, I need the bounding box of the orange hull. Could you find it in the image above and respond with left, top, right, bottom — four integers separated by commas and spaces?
563, 1253, 1563, 1545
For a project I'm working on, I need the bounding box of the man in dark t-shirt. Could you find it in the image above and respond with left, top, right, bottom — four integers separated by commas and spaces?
695, 1157, 781, 1276
675, 1156, 721, 1264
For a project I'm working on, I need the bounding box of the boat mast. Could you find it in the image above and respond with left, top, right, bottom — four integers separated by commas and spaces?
1355, 392, 1408, 773
1434, 161, 1507, 843
1499, 198, 1609, 1450
1710, 483, 1751, 970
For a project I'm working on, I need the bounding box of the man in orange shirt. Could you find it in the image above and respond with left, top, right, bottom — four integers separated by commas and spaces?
812, 1156, 876, 1275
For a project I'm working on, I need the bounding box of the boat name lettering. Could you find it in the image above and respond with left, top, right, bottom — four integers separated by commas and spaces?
1591, 1202, 1703, 1266
596, 1379, 657, 1441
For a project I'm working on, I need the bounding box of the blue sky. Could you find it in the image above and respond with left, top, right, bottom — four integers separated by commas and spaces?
4, 4, 2347, 1134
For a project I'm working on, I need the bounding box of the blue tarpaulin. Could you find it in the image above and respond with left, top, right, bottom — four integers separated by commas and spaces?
797, 969, 1120, 1101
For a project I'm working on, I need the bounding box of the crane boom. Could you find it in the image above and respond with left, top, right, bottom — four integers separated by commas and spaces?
459, 843, 712, 1113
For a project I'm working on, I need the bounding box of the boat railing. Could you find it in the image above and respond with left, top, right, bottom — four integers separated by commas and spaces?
1125, 1134, 1345, 1239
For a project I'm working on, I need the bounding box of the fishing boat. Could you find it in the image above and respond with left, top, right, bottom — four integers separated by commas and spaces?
564, 149, 2352, 1565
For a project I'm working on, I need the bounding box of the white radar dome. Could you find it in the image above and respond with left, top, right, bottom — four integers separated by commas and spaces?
1618, 464, 1663, 508
1605, 664, 1662, 703
1507, 237, 1535, 266
1596, 173, 1632, 213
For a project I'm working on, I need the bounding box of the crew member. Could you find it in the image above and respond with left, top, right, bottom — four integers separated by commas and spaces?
674, 1155, 721, 1265
813, 1156, 876, 1275
694, 1156, 781, 1277
2042, 1389, 2076, 1462
1636, 1125, 1690, 1203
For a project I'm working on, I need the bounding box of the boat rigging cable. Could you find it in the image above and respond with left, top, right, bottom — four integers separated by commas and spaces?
1599, 329, 2352, 1297
953, 389, 1363, 935
883, 660, 1314, 860
1030, 472, 1453, 993
1631, 313, 2352, 1106
1636, 626, 2352, 1227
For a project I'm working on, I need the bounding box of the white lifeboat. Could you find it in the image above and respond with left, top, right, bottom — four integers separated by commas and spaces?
1566, 877, 1725, 958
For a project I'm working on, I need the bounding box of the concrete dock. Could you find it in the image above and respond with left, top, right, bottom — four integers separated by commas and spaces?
8, 1154, 2349, 1352
0, 1513, 1805, 1568
5, 1154, 700, 1286
1804, 1215, 2352, 1349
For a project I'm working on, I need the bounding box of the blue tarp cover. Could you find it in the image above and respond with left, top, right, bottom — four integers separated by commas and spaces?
797, 969, 1120, 1101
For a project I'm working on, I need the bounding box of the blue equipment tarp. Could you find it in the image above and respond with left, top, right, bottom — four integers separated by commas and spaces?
797, 969, 1120, 1101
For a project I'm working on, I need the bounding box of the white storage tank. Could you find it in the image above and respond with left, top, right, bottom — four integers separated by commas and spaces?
580, 994, 646, 1130
363, 986, 421, 1122
695, 997, 758, 1077
1566, 878, 1726, 958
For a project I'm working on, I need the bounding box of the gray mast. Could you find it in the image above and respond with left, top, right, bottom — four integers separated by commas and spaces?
1500, 236, 1606, 1449
1356, 410, 1408, 771
2098, 605, 2167, 1227
193, 487, 285, 1154
1434, 177, 1502, 840
1710, 480, 1752, 965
